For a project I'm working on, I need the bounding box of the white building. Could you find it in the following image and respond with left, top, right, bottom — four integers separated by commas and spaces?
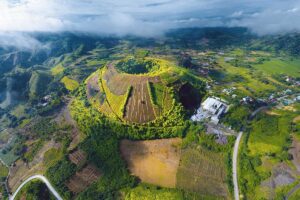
191, 97, 229, 124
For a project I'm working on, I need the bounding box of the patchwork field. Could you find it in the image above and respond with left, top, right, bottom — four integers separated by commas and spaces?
239, 104, 300, 199
66, 164, 101, 194
176, 146, 229, 199
68, 149, 87, 167
120, 138, 182, 188
67, 149, 101, 194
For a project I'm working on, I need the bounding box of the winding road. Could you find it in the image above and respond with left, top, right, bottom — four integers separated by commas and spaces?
9, 175, 63, 200
233, 132, 243, 200
232, 106, 269, 200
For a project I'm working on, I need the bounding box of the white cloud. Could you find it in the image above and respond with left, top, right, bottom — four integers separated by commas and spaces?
0, 0, 300, 38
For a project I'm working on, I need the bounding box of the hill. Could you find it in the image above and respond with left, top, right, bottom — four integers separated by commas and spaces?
85, 56, 205, 125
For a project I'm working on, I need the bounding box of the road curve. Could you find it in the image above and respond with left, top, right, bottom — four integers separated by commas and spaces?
10, 175, 63, 200
233, 132, 243, 200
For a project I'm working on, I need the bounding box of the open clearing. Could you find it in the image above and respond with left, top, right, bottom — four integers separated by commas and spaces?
120, 138, 182, 188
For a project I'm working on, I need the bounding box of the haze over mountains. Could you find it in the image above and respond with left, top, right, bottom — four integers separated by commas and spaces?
1, 0, 300, 50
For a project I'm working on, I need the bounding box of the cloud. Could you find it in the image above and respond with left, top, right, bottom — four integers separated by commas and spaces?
0, 32, 47, 50
0, 0, 300, 40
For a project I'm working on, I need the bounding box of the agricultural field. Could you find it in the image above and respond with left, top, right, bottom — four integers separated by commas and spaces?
120, 138, 182, 188
124, 80, 156, 123
68, 149, 87, 167
253, 58, 300, 78
239, 104, 300, 199
176, 146, 230, 199
66, 164, 101, 194
61, 76, 79, 91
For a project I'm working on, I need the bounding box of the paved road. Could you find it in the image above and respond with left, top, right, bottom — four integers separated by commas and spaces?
233, 132, 243, 200
232, 106, 268, 200
10, 175, 63, 200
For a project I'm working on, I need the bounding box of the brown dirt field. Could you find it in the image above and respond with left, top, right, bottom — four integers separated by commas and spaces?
66, 164, 101, 194
120, 138, 182, 188
124, 81, 156, 123
69, 149, 87, 166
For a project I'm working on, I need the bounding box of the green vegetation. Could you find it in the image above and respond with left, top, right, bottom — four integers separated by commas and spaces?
124, 184, 209, 200
46, 158, 76, 199
23, 139, 44, 162
121, 86, 133, 116
31, 118, 59, 139
222, 105, 250, 131
0, 163, 8, 182
238, 106, 300, 199
29, 71, 52, 99
147, 81, 164, 108
75, 131, 136, 200
116, 56, 160, 74
43, 148, 63, 167
253, 58, 300, 78
15, 180, 56, 200
51, 63, 64, 76
61, 76, 79, 91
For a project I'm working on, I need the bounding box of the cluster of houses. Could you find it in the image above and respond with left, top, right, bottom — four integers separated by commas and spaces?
285, 76, 300, 87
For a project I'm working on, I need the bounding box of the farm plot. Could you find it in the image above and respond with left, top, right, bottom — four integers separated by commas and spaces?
103, 65, 160, 95
124, 80, 156, 123
66, 164, 101, 194
176, 146, 229, 199
69, 149, 87, 167
120, 138, 182, 188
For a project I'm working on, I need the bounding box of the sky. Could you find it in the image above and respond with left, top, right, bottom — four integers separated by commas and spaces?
0, 0, 300, 48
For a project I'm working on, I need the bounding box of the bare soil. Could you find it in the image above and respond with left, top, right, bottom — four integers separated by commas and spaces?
69, 149, 87, 167
120, 138, 182, 188
66, 164, 101, 194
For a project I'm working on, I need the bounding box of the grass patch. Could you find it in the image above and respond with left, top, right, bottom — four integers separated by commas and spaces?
253, 58, 300, 78
51, 63, 64, 76
43, 148, 63, 167
61, 76, 79, 91
0, 162, 8, 180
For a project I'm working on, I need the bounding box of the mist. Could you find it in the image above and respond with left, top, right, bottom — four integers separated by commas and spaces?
0, 0, 300, 49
